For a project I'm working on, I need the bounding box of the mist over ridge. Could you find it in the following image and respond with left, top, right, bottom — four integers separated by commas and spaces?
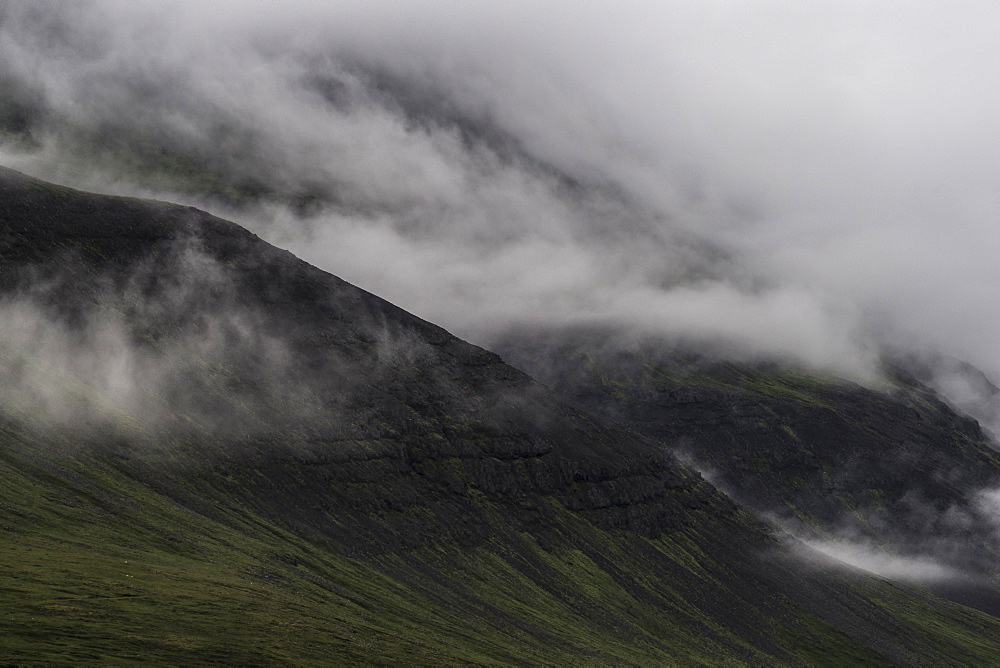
2, 0, 1000, 391
6, 6, 1000, 660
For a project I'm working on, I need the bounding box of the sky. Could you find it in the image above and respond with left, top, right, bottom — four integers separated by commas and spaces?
2, 0, 1000, 387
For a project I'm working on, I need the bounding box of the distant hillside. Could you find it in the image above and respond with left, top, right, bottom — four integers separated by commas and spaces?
2, 166, 1000, 664
495, 327, 1000, 613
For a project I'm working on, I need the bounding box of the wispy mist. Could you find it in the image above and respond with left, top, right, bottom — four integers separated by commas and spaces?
2, 2, 1000, 392
799, 484, 1000, 595
0, 244, 337, 442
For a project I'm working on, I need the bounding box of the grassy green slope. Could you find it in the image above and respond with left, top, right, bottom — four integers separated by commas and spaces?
4, 432, 1000, 666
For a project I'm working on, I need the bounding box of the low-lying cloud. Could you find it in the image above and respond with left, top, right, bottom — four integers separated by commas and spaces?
791, 478, 1000, 591
2, 2, 1000, 397
0, 245, 329, 442
802, 539, 965, 584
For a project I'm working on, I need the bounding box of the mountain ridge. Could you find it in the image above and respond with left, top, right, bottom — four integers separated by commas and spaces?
2, 166, 1000, 664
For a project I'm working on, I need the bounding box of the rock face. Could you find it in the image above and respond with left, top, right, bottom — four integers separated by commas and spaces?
2, 166, 1000, 664
495, 328, 1000, 583
0, 165, 720, 550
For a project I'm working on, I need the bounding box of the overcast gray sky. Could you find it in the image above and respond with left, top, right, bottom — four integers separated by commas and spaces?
3, 0, 1000, 383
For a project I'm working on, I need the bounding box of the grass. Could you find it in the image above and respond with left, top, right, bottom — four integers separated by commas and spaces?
4, 411, 1000, 665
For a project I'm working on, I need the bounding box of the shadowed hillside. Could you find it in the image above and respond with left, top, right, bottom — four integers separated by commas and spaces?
2, 166, 1000, 664
495, 327, 1000, 613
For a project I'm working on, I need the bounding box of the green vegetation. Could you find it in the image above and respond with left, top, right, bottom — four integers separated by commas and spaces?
3, 425, 1000, 665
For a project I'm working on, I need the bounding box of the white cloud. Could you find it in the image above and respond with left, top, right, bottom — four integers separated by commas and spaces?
802, 539, 962, 583
3, 1, 1000, 386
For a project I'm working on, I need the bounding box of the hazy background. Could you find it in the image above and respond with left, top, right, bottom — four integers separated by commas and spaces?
2, 0, 1000, 389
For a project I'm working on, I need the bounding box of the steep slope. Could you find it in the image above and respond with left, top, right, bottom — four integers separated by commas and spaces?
892, 350, 1000, 439
495, 329, 1000, 597
2, 166, 1000, 664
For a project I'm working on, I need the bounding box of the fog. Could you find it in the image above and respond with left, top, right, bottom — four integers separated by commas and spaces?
0, 244, 329, 442
2, 2, 1000, 391
800, 480, 1000, 594
802, 539, 964, 583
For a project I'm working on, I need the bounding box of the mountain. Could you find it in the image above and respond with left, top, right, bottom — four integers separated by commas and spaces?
494, 327, 1000, 611
892, 350, 1000, 439
2, 166, 1000, 664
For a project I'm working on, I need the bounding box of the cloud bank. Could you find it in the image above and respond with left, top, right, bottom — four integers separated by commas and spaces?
2, 1, 1000, 393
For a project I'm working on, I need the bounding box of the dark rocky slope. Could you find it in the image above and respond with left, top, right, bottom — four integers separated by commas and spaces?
495, 329, 1000, 599
2, 166, 1000, 664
